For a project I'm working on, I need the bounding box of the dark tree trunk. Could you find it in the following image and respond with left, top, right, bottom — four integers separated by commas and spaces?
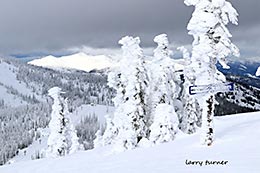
205, 95, 214, 146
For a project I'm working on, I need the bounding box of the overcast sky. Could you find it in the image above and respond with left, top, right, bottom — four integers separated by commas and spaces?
0, 0, 259, 58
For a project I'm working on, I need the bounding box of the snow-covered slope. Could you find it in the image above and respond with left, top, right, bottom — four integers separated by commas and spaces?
7, 104, 114, 164
0, 59, 42, 106
28, 53, 115, 72
1, 111, 260, 173
0, 57, 114, 165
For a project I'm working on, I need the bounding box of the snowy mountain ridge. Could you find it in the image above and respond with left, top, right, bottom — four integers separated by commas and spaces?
28, 52, 115, 72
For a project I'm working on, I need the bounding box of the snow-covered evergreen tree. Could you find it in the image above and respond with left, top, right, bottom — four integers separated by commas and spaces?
149, 34, 173, 113
118, 36, 149, 142
94, 60, 127, 149
184, 0, 240, 145
149, 34, 179, 144
112, 104, 138, 152
153, 34, 173, 61
63, 98, 80, 154
178, 46, 202, 134
99, 36, 149, 151
149, 104, 178, 144
94, 114, 117, 147
46, 87, 79, 157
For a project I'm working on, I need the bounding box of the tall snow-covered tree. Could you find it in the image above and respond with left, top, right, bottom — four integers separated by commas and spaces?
117, 36, 149, 141
184, 0, 240, 145
178, 46, 202, 134
63, 98, 80, 154
150, 34, 175, 104
99, 36, 149, 151
149, 34, 179, 144
46, 87, 79, 157
94, 58, 128, 149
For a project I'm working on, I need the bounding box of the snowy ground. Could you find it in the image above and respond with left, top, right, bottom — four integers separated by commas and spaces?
8, 128, 50, 163
1, 111, 260, 173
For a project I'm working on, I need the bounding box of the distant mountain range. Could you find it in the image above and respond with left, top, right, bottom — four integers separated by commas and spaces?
27, 54, 260, 113
218, 60, 260, 88
28, 52, 115, 72
215, 60, 260, 115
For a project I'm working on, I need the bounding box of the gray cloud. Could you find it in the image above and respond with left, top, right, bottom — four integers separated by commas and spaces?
0, 0, 259, 57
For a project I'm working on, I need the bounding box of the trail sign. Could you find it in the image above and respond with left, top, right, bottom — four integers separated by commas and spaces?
189, 83, 234, 95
